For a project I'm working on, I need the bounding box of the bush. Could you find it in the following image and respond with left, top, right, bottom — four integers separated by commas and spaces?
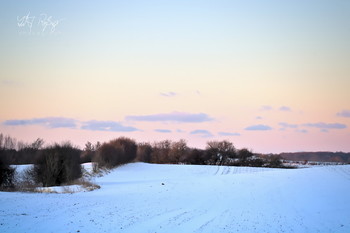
94, 143, 124, 168
94, 137, 137, 169
34, 143, 82, 187
183, 149, 207, 165
266, 155, 283, 168
109, 137, 137, 164
0, 155, 15, 190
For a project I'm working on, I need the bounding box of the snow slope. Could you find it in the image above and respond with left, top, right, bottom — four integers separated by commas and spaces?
1, 163, 350, 233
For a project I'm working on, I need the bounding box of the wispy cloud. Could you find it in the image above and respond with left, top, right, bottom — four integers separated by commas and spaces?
260, 105, 273, 111
303, 122, 347, 129
4, 117, 140, 132
154, 129, 172, 133
245, 124, 272, 131
81, 120, 139, 132
337, 110, 350, 118
3, 117, 77, 129
259, 105, 292, 112
296, 129, 308, 134
256, 116, 263, 120
218, 132, 241, 136
279, 106, 292, 112
160, 92, 177, 97
279, 122, 298, 128
190, 129, 213, 138
126, 112, 214, 123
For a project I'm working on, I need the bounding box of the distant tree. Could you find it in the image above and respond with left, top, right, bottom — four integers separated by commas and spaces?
80, 141, 96, 163
151, 140, 172, 164
136, 143, 153, 163
184, 149, 207, 165
237, 148, 253, 161
95, 141, 101, 150
3, 135, 16, 150
31, 138, 45, 150
169, 139, 188, 164
17, 141, 27, 151
85, 141, 94, 151
0, 134, 19, 164
236, 148, 254, 166
15, 138, 44, 164
205, 140, 236, 165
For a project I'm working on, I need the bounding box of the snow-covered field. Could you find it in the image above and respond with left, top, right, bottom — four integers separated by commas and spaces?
1, 163, 350, 233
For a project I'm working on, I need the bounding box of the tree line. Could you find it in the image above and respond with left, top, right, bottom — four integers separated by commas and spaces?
0, 133, 287, 190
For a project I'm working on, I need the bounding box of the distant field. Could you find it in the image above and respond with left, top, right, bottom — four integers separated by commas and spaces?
1, 163, 350, 233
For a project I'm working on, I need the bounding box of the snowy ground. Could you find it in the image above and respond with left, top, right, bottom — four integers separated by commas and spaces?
1, 163, 350, 233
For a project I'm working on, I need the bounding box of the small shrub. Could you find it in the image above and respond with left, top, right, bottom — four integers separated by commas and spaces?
71, 178, 101, 192
92, 162, 99, 174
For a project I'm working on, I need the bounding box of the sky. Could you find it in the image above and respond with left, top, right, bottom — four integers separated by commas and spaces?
1, 0, 350, 153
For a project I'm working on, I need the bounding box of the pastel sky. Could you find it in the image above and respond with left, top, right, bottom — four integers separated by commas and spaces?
1, 0, 350, 153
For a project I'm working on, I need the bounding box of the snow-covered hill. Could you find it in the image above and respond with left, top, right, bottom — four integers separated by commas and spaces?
1, 163, 350, 233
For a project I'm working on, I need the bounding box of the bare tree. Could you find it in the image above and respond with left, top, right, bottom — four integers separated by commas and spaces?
34, 142, 82, 187
0, 133, 4, 149
136, 143, 153, 163
206, 140, 236, 165
95, 141, 101, 150
81, 141, 96, 163
31, 138, 44, 150
151, 140, 172, 163
3, 135, 16, 150
169, 139, 188, 164
84, 141, 94, 151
